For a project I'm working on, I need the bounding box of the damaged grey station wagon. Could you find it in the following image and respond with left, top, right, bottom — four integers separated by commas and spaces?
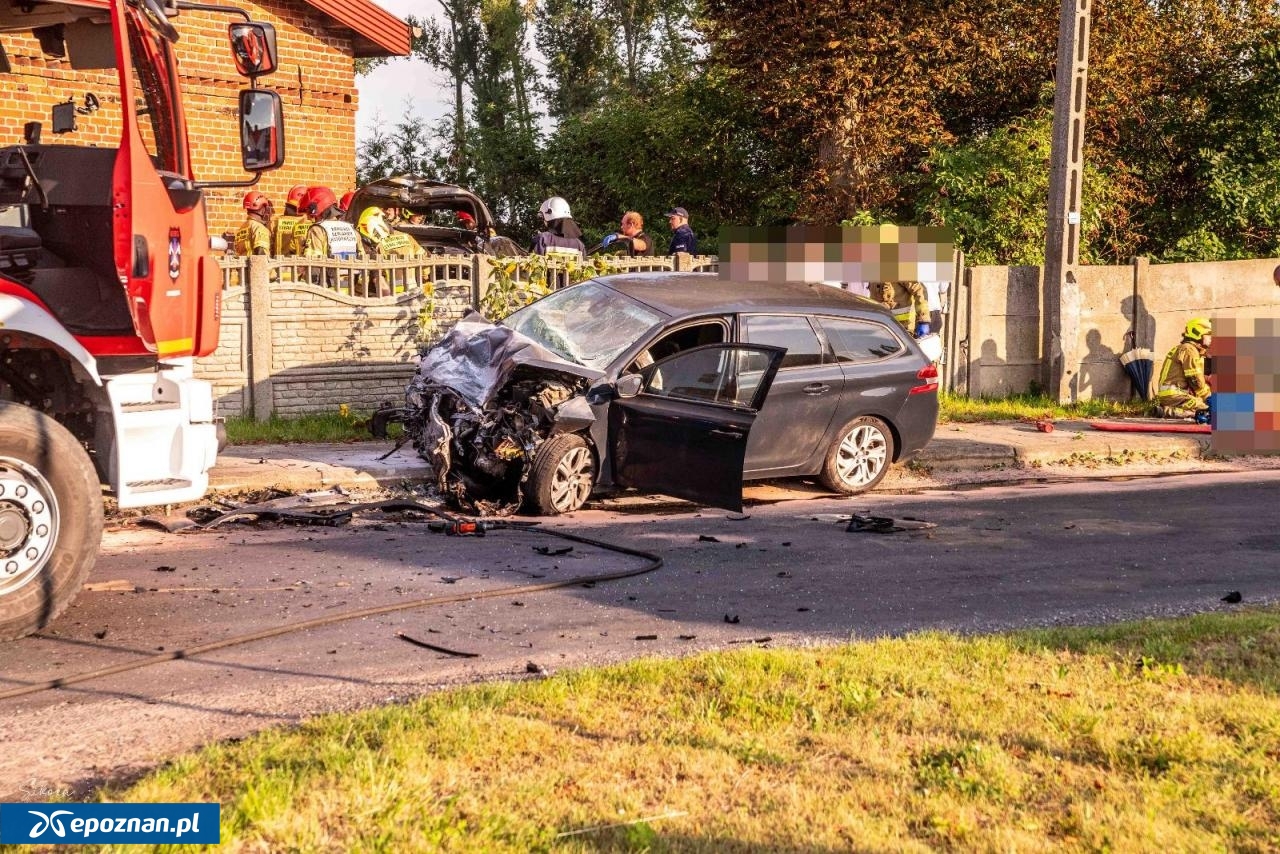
390, 273, 940, 515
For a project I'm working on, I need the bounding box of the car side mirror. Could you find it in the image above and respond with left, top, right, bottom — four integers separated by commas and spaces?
615, 374, 643, 399
239, 89, 284, 172
228, 22, 278, 78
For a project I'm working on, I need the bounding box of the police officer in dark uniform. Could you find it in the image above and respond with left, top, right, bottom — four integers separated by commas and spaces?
666, 206, 697, 255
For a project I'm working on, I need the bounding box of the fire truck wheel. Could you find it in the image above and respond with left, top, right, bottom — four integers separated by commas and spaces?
0, 404, 103, 641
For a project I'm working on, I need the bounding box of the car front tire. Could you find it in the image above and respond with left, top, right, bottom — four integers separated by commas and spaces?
819, 416, 894, 495
526, 433, 596, 515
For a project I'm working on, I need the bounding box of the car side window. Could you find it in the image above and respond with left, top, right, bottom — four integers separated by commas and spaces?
819, 317, 905, 363
641, 347, 752, 407
740, 315, 824, 369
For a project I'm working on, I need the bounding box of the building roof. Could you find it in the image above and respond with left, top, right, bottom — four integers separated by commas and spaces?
302, 0, 411, 58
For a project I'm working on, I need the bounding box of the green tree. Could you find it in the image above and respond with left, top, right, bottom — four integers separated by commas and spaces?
535, 0, 620, 122
914, 103, 1117, 266
545, 72, 795, 252
357, 105, 446, 185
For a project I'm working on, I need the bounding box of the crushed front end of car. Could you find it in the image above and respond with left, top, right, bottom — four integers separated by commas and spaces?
398, 312, 600, 514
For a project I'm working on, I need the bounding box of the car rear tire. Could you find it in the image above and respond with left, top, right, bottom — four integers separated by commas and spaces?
819, 416, 894, 495
0, 404, 103, 641
526, 433, 596, 516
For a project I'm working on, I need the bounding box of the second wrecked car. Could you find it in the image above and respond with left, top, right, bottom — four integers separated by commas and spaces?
389, 273, 940, 515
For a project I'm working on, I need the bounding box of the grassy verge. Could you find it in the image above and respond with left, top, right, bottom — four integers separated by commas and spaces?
225, 407, 399, 445
938, 391, 1149, 424
77, 609, 1280, 852
226, 394, 1150, 446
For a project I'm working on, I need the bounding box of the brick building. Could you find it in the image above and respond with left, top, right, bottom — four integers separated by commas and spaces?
0, 1, 409, 234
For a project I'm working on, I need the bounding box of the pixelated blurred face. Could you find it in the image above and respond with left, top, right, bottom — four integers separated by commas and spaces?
668, 214, 685, 228
621, 215, 642, 236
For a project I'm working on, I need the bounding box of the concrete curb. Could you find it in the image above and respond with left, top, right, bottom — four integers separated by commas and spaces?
210, 444, 431, 494
209, 421, 1212, 495
916, 420, 1207, 473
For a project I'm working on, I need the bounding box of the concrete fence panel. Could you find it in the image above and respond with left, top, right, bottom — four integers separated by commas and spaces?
199, 254, 1280, 414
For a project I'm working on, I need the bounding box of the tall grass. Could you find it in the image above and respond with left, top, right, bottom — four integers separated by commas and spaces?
939, 390, 1149, 423
93, 609, 1280, 852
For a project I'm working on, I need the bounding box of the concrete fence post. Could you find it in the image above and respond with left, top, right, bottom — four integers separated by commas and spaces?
472, 255, 489, 310
246, 255, 274, 421
674, 252, 692, 272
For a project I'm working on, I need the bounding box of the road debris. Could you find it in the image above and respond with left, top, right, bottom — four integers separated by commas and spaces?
698, 535, 721, 543
1222, 591, 1243, 604
724, 614, 740, 624
533, 545, 573, 556
728, 636, 773, 645
635, 634, 658, 641
83, 580, 141, 593
395, 632, 479, 658
846, 513, 939, 534
526, 661, 550, 675
726, 513, 751, 521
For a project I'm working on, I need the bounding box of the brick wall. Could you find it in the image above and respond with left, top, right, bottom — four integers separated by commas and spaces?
0, 1, 359, 236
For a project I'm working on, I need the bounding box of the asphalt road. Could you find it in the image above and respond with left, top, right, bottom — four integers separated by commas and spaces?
2, 469, 1278, 799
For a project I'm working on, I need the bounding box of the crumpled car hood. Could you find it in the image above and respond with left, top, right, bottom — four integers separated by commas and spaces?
415, 311, 603, 411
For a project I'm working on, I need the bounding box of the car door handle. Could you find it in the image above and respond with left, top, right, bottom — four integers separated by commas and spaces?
802, 383, 831, 395
710, 428, 745, 440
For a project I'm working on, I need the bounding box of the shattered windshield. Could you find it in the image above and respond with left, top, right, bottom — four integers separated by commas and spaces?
503, 281, 665, 371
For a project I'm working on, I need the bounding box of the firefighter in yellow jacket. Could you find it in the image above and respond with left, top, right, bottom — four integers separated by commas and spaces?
1156, 317, 1213, 423
234, 191, 272, 256
272, 184, 308, 255
358, 207, 424, 294
871, 280, 931, 337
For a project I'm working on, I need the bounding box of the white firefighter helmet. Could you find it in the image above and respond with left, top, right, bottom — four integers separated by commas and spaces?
539, 196, 572, 223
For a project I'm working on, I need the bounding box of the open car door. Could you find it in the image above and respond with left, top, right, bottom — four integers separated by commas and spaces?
609, 344, 785, 511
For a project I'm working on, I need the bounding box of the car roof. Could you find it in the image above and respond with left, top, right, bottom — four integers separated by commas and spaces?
593, 272, 892, 318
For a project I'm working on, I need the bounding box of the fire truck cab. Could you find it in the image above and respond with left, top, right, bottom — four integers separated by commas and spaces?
0, 0, 284, 640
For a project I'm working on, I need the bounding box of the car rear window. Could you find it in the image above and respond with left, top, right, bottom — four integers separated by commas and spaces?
741, 315, 824, 368
819, 317, 905, 363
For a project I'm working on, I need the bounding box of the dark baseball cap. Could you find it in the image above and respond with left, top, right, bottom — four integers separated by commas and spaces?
665, 207, 688, 218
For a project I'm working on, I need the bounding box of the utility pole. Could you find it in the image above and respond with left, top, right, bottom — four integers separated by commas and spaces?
1042, 0, 1091, 401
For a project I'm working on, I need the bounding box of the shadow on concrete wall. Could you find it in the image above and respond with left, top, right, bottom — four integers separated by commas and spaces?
1122, 293, 1156, 351
1073, 328, 1118, 400
968, 338, 1007, 397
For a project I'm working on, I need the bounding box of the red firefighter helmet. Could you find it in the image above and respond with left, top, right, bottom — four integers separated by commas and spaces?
243, 191, 270, 212
339, 191, 356, 212
307, 187, 337, 218
286, 185, 308, 209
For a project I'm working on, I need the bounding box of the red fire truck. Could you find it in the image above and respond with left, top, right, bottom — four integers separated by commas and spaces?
0, 0, 284, 639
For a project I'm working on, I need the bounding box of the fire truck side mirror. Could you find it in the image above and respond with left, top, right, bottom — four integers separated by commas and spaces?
239, 89, 285, 172
228, 22, 278, 78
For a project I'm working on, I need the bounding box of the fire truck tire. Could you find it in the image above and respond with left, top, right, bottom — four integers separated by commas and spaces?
0, 404, 103, 641
526, 433, 595, 516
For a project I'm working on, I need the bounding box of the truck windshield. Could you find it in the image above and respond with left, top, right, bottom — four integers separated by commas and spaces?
126, 8, 184, 175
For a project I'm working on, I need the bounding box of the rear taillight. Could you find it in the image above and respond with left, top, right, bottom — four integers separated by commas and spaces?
910, 363, 939, 395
